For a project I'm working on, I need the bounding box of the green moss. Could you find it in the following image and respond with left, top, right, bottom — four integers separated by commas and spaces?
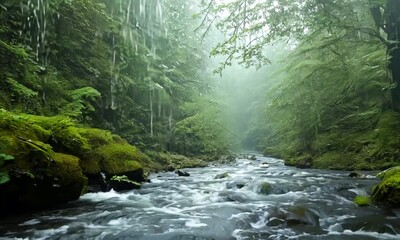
146, 151, 207, 170
52, 153, 87, 186
313, 152, 350, 170
376, 166, 400, 179
372, 167, 400, 206
95, 143, 142, 175
353, 196, 371, 206
78, 128, 114, 149
0, 110, 51, 142
258, 182, 271, 195
110, 175, 140, 186
109, 175, 141, 191
50, 119, 90, 153
0, 110, 156, 185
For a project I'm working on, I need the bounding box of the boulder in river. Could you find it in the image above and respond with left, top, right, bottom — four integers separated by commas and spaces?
372, 166, 400, 206
266, 206, 320, 227
226, 180, 246, 189
249, 155, 257, 160
286, 206, 320, 227
260, 162, 269, 168
108, 175, 141, 191
348, 172, 361, 178
175, 170, 190, 177
214, 172, 229, 179
258, 182, 271, 195
347, 172, 369, 179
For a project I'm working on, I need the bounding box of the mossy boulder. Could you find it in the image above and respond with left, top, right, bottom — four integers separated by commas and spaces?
0, 110, 156, 213
353, 196, 371, 207
258, 182, 271, 195
0, 111, 87, 213
93, 143, 145, 182
372, 166, 400, 206
146, 151, 207, 170
0, 142, 86, 213
108, 175, 141, 192
214, 172, 229, 179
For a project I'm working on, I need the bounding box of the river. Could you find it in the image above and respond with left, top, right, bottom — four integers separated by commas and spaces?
1, 154, 399, 239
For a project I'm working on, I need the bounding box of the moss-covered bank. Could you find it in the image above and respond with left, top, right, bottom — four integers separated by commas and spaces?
0, 109, 161, 214
267, 110, 400, 171
372, 166, 400, 206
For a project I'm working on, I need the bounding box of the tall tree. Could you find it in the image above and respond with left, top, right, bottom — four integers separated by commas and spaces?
385, 0, 400, 110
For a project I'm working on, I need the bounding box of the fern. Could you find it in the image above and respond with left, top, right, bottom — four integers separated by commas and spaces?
61, 87, 101, 119
6, 78, 37, 99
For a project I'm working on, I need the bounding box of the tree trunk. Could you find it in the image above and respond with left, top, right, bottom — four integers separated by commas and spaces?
387, 0, 400, 111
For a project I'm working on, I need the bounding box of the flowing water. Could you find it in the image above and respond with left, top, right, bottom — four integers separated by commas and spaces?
1, 155, 399, 239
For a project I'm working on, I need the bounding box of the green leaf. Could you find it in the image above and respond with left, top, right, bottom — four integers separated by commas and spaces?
0, 154, 15, 161
0, 172, 10, 185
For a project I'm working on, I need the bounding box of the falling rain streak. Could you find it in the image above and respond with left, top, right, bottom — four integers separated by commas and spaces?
20, 0, 49, 66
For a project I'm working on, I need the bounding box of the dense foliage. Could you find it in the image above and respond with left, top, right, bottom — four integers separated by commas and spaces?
0, 0, 232, 157
203, 0, 400, 170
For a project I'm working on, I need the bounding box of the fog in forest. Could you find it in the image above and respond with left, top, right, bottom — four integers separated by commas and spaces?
1, 0, 400, 239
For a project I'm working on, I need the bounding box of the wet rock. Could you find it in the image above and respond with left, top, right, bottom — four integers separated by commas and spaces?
218, 191, 248, 202
267, 206, 320, 228
267, 217, 285, 227
341, 215, 400, 234
214, 172, 229, 179
0, 153, 86, 214
226, 180, 246, 189
258, 182, 271, 195
108, 175, 141, 191
260, 162, 269, 168
372, 166, 400, 206
286, 206, 320, 227
175, 170, 190, 177
166, 165, 176, 172
86, 172, 107, 192
249, 155, 257, 160
295, 158, 313, 169
348, 172, 361, 178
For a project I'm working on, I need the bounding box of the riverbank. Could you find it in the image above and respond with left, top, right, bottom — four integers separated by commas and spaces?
0, 110, 231, 215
